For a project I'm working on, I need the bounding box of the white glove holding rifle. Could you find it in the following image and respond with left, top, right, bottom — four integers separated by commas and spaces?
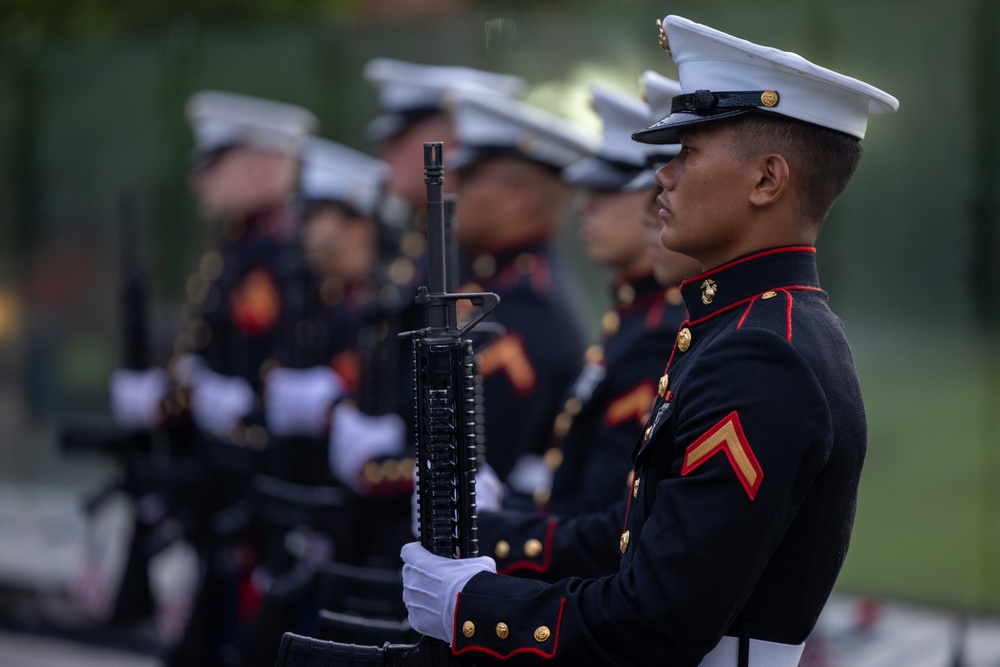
265, 366, 344, 438
109, 368, 168, 432
401, 542, 496, 644
189, 366, 255, 441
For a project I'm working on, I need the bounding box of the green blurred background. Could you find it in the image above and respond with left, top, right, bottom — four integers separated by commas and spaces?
1, 0, 999, 616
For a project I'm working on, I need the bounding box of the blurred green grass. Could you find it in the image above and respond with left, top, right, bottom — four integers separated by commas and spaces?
836, 324, 1000, 614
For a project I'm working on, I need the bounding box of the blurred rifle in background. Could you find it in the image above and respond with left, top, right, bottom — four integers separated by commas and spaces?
60, 190, 206, 626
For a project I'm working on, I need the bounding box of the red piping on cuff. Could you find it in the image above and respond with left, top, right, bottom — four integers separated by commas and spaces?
453, 597, 565, 660
497, 518, 558, 575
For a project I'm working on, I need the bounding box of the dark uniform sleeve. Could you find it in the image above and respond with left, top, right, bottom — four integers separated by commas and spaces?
453, 328, 833, 665
476, 504, 624, 581
549, 374, 656, 516
549, 294, 682, 517
477, 290, 584, 481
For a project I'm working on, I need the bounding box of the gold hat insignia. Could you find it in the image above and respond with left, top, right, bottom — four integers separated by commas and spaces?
656, 19, 670, 52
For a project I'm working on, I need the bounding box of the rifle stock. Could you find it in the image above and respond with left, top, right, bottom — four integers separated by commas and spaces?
278, 633, 452, 667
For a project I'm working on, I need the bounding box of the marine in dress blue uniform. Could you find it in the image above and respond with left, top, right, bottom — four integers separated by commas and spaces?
169, 92, 319, 449
401, 14, 899, 667
444, 89, 594, 487
109, 92, 319, 454
262, 137, 390, 485
478, 75, 703, 568
241, 138, 391, 667
543, 83, 696, 517
330, 60, 525, 472
320, 63, 528, 569
151, 92, 319, 667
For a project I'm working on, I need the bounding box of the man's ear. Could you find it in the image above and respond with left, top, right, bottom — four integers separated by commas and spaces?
748, 153, 789, 208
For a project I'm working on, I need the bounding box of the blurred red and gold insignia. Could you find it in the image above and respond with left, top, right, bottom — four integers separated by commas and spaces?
229, 268, 281, 334
605, 382, 656, 427
477, 333, 535, 395
331, 350, 361, 395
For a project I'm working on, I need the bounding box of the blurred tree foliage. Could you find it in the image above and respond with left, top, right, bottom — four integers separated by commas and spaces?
0, 0, 349, 35
0, 0, 626, 38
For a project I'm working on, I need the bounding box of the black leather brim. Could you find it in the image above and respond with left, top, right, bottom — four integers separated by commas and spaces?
631, 109, 750, 144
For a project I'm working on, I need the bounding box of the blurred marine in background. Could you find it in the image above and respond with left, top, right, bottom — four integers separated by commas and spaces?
107, 90, 319, 667
446, 88, 593, 501
475, 73, 704, 573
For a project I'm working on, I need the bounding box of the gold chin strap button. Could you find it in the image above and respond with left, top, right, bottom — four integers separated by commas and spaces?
677, 327, 692, 352
620, 530, 630, 554
496, 622, 510, 639
462, 621, 476, 638
534, 626, 551, 643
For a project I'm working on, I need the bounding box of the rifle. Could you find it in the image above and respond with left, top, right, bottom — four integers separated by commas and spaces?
59, 190, 152, 459
276, 142, 499, 665
59, 189, 165, 623
119, 189, 152, 373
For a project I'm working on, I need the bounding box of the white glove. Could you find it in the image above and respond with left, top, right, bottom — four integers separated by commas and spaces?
329, 403, 406, 492
109, 368, 168, 432
476, 463, 504, 513
170, 353, 203, 387
190, 367, 255, 441
264, 366, 344, 437
506, 453, 553, 497
400, 542, 496, 644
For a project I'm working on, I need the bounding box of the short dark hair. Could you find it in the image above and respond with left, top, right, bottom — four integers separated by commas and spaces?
729, 112, 863, 227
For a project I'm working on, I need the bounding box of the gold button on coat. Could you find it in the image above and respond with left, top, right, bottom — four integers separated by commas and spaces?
617, 284, 636, 305
495, 540, 511, 559
534, 626, 551, 642
584, 344, 604, 364
496, 622, 510, 639
658, 373, 669, 397
462, 621, 476, 638
633, 477, 640, 498
543, 448, 564, 470
552, 412, 572, 438
620, 530, 630, 553
524, 538, 543, 558
677, 327, 692, 352
601, 311, 621, 335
